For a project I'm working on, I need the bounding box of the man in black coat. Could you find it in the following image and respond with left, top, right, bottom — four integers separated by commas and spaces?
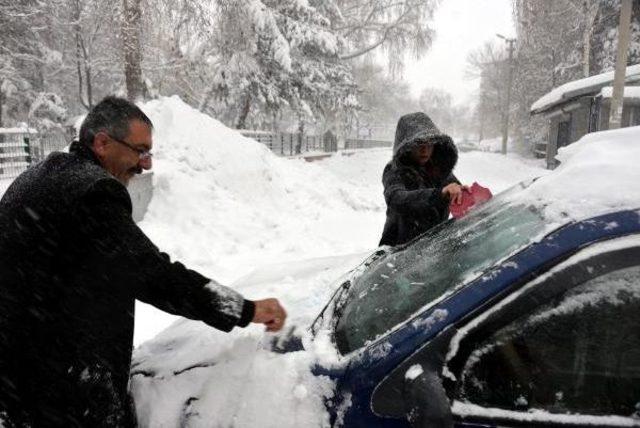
0, 96, 286, 427
379, 112, 467, 247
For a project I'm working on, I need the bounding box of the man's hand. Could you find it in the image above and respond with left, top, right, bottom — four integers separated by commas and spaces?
442, 183, 469, 205
252, 298, 287, 332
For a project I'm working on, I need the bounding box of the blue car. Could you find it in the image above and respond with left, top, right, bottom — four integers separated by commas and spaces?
284, 179, 640, 427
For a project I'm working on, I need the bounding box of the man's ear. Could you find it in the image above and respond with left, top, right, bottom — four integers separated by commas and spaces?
92, 132, 110, 157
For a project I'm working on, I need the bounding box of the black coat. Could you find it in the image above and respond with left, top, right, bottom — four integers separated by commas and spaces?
0, 143, 254, 427
379, 112, 459, 247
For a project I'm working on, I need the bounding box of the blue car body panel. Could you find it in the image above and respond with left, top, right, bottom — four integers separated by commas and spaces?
328, 210, 640, 427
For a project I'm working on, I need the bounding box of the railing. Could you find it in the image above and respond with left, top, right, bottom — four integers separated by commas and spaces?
238, 130, 392, 156
0, 132, 69, 183
238, 130, 326, 156
344, 139, 392, 150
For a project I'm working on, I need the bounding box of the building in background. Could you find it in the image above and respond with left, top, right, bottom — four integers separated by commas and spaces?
531, 64, 640, 168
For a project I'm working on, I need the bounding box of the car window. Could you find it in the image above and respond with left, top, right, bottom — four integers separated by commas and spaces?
457, 265, 640, 417
335, 183, 550, 354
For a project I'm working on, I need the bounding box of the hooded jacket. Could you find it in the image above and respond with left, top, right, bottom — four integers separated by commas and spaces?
0, 143, 254, 427
379, 112, 459, 247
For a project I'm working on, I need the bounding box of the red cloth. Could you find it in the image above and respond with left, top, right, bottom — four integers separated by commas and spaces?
449, 182, 493, 219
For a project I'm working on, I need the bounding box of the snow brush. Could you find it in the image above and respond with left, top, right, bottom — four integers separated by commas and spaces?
449, 182, 493, 219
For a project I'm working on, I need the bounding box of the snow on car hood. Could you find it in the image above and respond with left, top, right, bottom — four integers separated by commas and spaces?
131, 252, 369, 428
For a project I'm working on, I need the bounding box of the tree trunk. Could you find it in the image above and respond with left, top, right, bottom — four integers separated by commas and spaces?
74, 0, 90, 110
0, 88, 4, 128
235, 94, 251, 129
122, 0, 145, 102
581, 0, 600, 78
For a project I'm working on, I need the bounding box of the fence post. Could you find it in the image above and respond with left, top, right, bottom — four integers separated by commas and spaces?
23, 135, 32, 165
280, 134, 284, 156
289, 134, 293, 155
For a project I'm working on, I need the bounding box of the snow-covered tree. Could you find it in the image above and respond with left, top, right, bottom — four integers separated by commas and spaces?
328, 0, 438, 73
207, 0, 359, 129
350, 61, 418, 139
0, 0, 69, 128
466, 41, 509, 141
591, 0, 640, 74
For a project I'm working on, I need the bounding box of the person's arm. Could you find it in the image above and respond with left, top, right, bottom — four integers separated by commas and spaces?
443, 173, 460, 186
75, 179, 284, 332
441, 173, 468, 205
382, 165, 448, 217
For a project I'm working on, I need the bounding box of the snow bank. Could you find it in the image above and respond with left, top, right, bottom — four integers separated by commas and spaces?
138, 96, 386, 284
521, 125, 640, 221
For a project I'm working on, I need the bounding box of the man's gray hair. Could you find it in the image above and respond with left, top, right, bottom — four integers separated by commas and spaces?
79, 96, 153, 147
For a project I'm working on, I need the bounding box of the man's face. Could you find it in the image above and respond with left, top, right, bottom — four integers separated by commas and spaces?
411, 142, 434, 166
95, 120, 153, 185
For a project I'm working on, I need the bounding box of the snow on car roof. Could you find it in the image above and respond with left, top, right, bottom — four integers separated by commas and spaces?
518, 125, 640, 222
530, 64, 640, 114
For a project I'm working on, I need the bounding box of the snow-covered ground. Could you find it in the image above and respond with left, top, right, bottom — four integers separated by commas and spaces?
128, 97, 548, 427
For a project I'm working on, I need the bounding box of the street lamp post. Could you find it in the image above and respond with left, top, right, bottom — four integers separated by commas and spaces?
608, 0, 633, 130
497, 34, 516, 155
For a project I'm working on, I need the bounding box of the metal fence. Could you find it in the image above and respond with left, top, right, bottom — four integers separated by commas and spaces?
238, 130, 326, 156
0, 132, 69, 182
344, 139, 392, 150
238, 130, 392, 156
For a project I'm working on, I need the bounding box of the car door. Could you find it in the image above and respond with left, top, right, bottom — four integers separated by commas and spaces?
369, 235, 640, 428
446, 236, 640, 427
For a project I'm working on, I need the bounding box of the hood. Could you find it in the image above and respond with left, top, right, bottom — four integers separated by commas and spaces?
392, 112, 458, 176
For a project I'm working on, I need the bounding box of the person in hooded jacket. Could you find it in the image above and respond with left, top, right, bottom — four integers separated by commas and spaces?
0, 96, 286, 427
379, 112, 467, 247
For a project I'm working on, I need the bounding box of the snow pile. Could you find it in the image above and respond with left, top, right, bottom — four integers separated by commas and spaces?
131, 321, 335, 428
139, 96, 385, 283
522, 125, 640, 221
530, 63, 640, 113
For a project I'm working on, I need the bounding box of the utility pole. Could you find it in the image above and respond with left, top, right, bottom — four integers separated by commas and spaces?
497, 34, 516, 155
608, 0, 633, 130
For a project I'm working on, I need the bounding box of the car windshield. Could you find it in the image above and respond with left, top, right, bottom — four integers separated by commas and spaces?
335, 181, 551, 354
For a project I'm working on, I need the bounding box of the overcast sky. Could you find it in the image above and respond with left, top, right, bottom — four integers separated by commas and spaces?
403, 0, 516, 106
